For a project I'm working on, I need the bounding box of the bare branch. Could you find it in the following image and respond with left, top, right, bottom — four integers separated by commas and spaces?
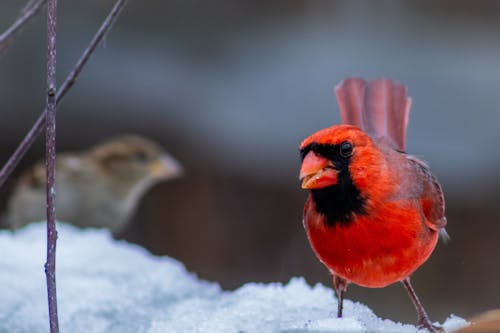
57, 0, 128, 100
0, 0, 128, 189
43, 0, 59, 330
0, 0, 47, 53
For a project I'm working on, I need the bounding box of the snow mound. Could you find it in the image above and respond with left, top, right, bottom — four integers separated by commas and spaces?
0, 223, 467, 333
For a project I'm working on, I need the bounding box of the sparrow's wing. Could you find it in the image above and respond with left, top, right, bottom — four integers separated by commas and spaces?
335, 78, 411, 152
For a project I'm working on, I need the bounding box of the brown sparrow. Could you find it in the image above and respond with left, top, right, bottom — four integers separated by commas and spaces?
5, 135, 182, 234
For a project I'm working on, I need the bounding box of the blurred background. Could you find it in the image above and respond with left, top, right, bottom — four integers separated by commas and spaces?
1, 0, 499, 324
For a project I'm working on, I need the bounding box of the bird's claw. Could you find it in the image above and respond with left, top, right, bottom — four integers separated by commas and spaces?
417, 320, 444, 333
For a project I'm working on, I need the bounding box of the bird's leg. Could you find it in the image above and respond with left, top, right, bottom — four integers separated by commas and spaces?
402, 277, 444, 333
333, 275, 348, 318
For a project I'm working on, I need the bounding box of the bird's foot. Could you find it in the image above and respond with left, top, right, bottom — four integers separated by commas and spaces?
416, 319, 444, 333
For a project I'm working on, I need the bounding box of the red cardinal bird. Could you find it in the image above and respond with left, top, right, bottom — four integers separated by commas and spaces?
299, 78, 447, 332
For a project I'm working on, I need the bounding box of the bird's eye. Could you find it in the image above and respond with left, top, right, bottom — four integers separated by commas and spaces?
134, 151, 149, 162
339, 141, 353, 158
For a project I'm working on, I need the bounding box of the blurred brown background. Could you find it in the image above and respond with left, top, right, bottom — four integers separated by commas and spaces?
1, 0, 499, 324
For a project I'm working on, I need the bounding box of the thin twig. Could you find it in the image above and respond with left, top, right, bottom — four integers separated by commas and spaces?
57, 0, 128, 100
0, 0, 128, 189
44, 0, 59, 330
0, 0, 47, 53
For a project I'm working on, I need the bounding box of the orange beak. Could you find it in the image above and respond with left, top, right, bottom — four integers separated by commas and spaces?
300, 151, 338, 189
150, 154, 183, 180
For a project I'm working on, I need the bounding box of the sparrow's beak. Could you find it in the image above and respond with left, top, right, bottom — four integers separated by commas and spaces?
299, 151, 338, 189
150, 154, 183, 179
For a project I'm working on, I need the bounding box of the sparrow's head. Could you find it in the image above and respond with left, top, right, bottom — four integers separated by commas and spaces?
89, 135, 183, 190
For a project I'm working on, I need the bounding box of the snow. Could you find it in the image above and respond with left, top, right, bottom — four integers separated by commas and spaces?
0, 223, 468, 333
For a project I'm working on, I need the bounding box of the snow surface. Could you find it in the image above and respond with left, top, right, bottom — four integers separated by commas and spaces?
0, 223, 468, 333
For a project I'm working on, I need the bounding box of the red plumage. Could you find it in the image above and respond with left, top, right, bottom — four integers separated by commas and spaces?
299, 78, 446, 332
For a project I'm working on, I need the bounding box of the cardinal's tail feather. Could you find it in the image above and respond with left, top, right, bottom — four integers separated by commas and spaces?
383, 79, 411, 151
335, 77, 411, 152
335, 77, 366, 129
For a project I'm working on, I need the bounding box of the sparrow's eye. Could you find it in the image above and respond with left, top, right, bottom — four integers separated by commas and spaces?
134, 151, 149, 162
339, 141, 353, 158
